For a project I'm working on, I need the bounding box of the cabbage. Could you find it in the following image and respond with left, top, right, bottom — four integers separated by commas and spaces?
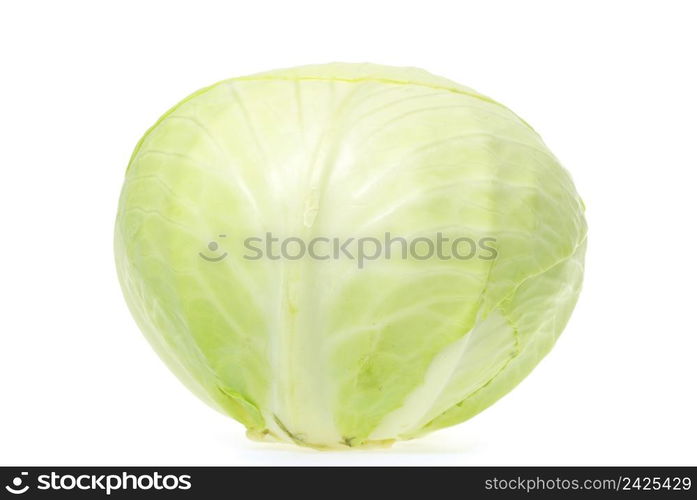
114, 63, 587, 449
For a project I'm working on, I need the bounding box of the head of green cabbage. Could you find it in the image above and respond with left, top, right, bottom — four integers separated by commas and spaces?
114, 63, 586, 449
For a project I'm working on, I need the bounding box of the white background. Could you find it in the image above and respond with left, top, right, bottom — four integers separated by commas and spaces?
1, 0, 695, 466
